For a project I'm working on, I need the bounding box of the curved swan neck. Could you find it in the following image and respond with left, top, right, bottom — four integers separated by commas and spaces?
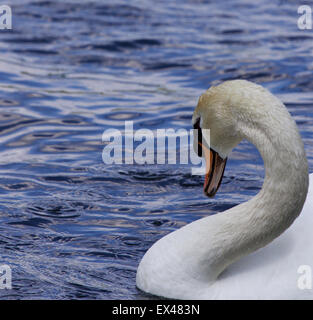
206, 90, 310, 280
221, 95, 308, 248
238, 105, 308, 212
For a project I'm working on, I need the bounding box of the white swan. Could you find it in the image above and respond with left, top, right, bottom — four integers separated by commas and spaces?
136, 80, 313, 299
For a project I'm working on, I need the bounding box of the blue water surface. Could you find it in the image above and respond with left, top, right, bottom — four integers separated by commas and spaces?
0, 0, 312, 299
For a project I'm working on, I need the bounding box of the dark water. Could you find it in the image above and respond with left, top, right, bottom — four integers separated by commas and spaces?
0, 0, 312, 299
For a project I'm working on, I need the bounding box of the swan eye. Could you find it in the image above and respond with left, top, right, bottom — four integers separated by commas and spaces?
193, 118, 202, 157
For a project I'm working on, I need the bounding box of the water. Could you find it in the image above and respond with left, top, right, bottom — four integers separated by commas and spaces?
0, 0, 312, 299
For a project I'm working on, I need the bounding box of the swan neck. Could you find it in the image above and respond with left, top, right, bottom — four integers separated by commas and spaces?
208, 108, 310, 280
240, 114, 309, 231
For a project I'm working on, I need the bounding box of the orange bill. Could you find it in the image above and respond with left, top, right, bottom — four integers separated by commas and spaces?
193, 118, 227, 197
200, 142, 227, 198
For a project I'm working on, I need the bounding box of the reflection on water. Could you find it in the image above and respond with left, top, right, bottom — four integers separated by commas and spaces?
0, 0, 312, 299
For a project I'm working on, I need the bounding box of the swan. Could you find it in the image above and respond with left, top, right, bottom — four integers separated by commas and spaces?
136, 79, 313, 299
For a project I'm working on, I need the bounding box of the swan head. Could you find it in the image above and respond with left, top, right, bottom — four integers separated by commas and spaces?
192, 80, 247, 197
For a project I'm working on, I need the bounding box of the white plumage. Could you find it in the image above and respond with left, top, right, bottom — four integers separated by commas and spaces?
136, 80, 313, 299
